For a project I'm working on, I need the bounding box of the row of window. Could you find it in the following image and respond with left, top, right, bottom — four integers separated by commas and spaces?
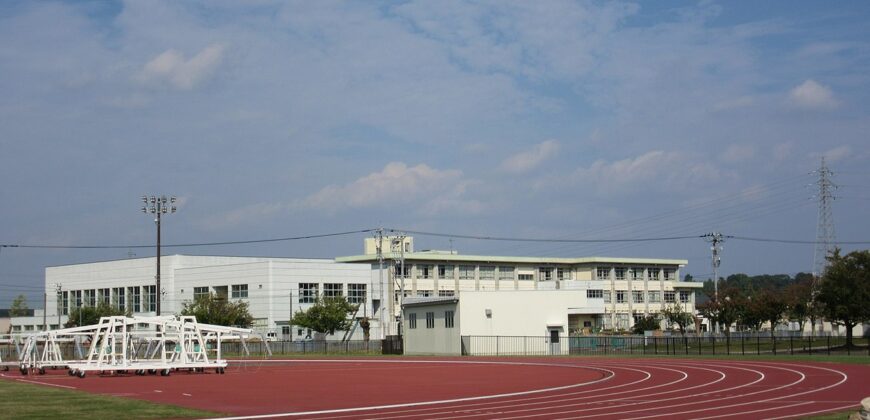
596, 267, 675, 281
298, 283, 367, 304
586, 289, 692, 304
408, 310, 455, 329
395, 264, 679, 282
60, 286, 155, 315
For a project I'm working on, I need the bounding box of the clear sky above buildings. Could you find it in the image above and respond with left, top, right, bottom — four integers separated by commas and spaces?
1, 1, 869, 306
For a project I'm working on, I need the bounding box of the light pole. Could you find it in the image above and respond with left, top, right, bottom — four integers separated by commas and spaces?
142, 195, 176, 316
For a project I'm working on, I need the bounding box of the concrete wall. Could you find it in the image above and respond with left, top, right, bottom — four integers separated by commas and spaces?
457, 290, 604, 337
403, 301, 461, 355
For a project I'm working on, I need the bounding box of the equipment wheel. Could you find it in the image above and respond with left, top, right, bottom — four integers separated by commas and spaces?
148, 369, 157, 375
68, 369, 75, 376
38, 368, 46, 375
20, 367, 28, 375
77, 371, 86, 379
161, 369, 170, 376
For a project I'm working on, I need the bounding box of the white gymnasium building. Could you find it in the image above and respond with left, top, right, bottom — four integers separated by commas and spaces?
11, 236, 699, 340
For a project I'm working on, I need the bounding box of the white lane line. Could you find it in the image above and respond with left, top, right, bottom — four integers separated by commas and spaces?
485, 362, 743, 420
202, 360, 615, 420
766, 403, 861, 420
328, 366, 658, 420
14, 378, 77, 390
691, 400, 817, 419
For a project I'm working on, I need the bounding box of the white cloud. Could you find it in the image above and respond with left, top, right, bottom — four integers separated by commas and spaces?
300, 162, 480, 215
500, 140, 560, 173
788, 79, 839, 109
772, 142, 793, 161
823, 145, 851, 163
137, 44, 225, 90
564, 151, 720, 196
722, 144, 756, 163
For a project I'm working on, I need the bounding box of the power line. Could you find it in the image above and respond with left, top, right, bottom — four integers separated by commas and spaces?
0, 229, 377, 250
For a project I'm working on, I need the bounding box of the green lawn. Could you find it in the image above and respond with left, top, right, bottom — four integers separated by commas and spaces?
0, 379, 220, 419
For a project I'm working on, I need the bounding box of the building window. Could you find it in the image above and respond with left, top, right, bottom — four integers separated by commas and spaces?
426, 312, 435, 329
557, 268, 570, 280
479, 266, 495, 280
61, 291, 69, 315
129, 287, 140, 313
418, 264, 433, 279
632, 291, 644, 303
438, 265, 454, 279
649, 268, 660, 280
231, 284, 249, 299
417, 290, 432, 297
445, 310, 455, 328
348, 284, 366, 304
603, 290, 612, 303
649, 291, 661, 303
144, 285, 156, 312
438, 290, 455, 297
299, 283, 318, 303
84, 289, 96, 307
498, 266, 514, 280
679, 291, 692, 303
539, 267, 554, 281
616, 290, 626, 303
615, 268, 626, 281
409, 313, 417, 329
664, 291, 676, 303
458, 265, 475, 280
587, 289, 603, 299
663, 269, 674, 281
394, 264, 410, 278
633, 313, 645, 325
518, 273, 534, 281
597, 267, 611, 280
99, 288, 110, 305
113, 287, 125, 311
194, 287, 209, 300
323, 283, 342, 298
632, 268, 644, 281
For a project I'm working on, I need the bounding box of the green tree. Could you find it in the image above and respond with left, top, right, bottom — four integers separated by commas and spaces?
291, 295, 358, 336
755, 289, 788, 338
660, 303, 694, 335
631, 314, 661, 334
65, 302, 129, 328
10, 294, 29, 317
180, 293, 254, 327
817, 249, 870, 348
784, 278, 812, 333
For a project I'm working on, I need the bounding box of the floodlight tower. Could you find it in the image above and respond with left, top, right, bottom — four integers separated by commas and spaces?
142, 195, 177, 316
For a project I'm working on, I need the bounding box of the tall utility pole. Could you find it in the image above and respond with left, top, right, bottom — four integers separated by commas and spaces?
703, 232, 724, 333
142, 195, 177, 316
56, 284, 62, 329
391, 233, 407, 336
812, 157, 837, 278
375, 228, 385, 337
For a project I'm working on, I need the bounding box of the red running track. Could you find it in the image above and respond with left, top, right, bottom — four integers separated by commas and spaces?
2, 358, 868, 419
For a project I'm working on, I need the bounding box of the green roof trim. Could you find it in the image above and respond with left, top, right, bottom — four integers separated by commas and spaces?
335, 252, 687, 266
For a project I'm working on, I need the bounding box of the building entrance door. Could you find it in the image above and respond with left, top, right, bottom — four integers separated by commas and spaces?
549, 328, 561, 355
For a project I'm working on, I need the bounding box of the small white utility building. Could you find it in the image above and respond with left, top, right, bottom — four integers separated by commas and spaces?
402, 289, 606, 356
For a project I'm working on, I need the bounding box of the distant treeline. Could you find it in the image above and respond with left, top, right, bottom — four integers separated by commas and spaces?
691, 272, 815, 304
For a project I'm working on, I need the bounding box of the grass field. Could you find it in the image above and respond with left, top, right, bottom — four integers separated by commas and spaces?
0, 378, 219, 419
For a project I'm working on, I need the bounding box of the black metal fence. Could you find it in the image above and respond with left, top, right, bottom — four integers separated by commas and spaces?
221, 339, 386, 356
461, 334, 870, 357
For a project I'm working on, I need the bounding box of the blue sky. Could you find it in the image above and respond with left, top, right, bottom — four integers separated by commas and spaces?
1, 1, 869, 306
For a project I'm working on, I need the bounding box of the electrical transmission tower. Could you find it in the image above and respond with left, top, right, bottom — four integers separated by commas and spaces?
703, 232, 724, 333
811, 157, 837, 278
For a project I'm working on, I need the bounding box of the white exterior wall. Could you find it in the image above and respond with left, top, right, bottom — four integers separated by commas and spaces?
457, 290, 604, 337
28, 255, 379, 339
